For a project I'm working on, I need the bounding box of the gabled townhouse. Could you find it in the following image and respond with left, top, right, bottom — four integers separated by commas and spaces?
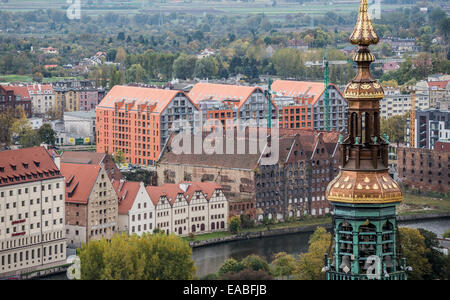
61, 163, 118, 248
147, 186, 172, 235
115, 180, 155, 236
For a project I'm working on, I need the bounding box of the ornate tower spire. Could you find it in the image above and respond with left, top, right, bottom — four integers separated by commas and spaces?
349, 0, 379, 46
324, 0, 408, 280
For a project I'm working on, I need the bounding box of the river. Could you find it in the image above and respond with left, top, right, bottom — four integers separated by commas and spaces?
192, 218, 450, 277
39, 217, 450, 279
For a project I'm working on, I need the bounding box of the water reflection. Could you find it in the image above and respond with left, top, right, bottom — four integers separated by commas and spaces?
192, 218, 450, 277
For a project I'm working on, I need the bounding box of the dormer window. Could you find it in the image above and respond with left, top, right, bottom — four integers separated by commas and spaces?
10, 164, 16, 171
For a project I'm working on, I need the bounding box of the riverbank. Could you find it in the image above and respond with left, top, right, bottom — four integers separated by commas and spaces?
188, 212, 450, 248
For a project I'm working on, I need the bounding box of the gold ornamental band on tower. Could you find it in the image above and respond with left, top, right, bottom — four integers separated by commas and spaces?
349, 0, 379, 46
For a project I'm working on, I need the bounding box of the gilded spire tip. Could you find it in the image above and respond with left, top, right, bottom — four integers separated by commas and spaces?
349, 0, 379, 46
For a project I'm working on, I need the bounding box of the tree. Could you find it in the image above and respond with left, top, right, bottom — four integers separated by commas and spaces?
380, 113, 408, 144
241, 254, 270, 273
19, 128, 40, 148
125, 64, 145, 83
112, 149, 126, 164
272, 48, 303, 79
294, 227, 331, 280
217, 258, 244, 277
79, 233, 196, 280
443, 230, 450, 239
173, 54, 197, 80
271, 252, 297, 279
399, 227, 432, 280
194, 56, 218, 79
229, 216, 241, 234
37, 123, 56, 146
115, 47, 127, 64
417, 228, 450, 280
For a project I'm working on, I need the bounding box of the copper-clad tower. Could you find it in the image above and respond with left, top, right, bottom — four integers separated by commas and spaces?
323, 0, 408, 280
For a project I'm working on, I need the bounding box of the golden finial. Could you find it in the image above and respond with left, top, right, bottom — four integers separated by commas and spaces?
349, 0, 379, 46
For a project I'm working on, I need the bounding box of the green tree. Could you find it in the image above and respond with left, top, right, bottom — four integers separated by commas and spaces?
217, 258, 244, 277
417, 228, 450, 280
112, 149, 126, 164
194, 56, 218, 79
272, 48, 303, 79
229, 216, 241, 234
173, 53, 197, 80
294, 227, 331, 280
399, 227, 432, 280
125, 64, 145, 83
37, 123, 56, 146
79, 233, 196, 280
443, 230, 450, 239
380, 114, 408, 144
271, 252, 297, 279
241, 254, 270, 273
19, 128, 40, 148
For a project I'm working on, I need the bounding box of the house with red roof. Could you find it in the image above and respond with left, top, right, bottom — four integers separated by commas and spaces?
0, 147, 66, 278
138, 181, 228, 236
61, 162, 118, 248
0, 85, 32, 117
27, 84, 55, 115
115, 180, 155, 235
96, 85, 199, 166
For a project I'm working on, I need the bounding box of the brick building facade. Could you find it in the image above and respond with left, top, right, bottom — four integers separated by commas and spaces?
397, 146, 449, 194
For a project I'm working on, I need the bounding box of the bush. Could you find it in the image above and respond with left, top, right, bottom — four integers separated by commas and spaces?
230, 216, 241, 234
443, 230, 450, 239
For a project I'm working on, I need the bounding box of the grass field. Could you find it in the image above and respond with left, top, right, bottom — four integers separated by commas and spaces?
1, 0, 414, 17
0, 74, 83, 83
398, 193, 450, 216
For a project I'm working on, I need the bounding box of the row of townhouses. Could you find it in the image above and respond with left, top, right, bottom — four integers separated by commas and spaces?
0, 147, 228, 278
0, 80, 106, 118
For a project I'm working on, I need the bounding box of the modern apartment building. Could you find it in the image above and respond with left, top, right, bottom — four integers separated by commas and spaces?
271, 80, 348, 132
380, 88, 411, 119
0, 147, 66, 278
61, 163, 118, 248
188, 83, 277, 128
96, 86, 200, 166
413, 109, 450, 149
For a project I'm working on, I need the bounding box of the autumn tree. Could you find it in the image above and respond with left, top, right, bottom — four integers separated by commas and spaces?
271, 252, 297, 279
79, 233, 196, 280
217, 258, 244, 277
112, 149, 126, 164
294, 227, 331, 280
240, 254, 270, 273
399, 227, 432, 280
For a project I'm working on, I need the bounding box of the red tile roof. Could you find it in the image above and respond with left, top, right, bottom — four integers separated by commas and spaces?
98, 85, 194, 114
0, 147, 62, 187
60, 163, 101, 204
188, 83, 264, 108
27, 84, 54, 95
114, 180, 142, 214
271, 80, 343, 105
428, 81, 449, 89
145, 182, 223, 206
1, 85, 31, 100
